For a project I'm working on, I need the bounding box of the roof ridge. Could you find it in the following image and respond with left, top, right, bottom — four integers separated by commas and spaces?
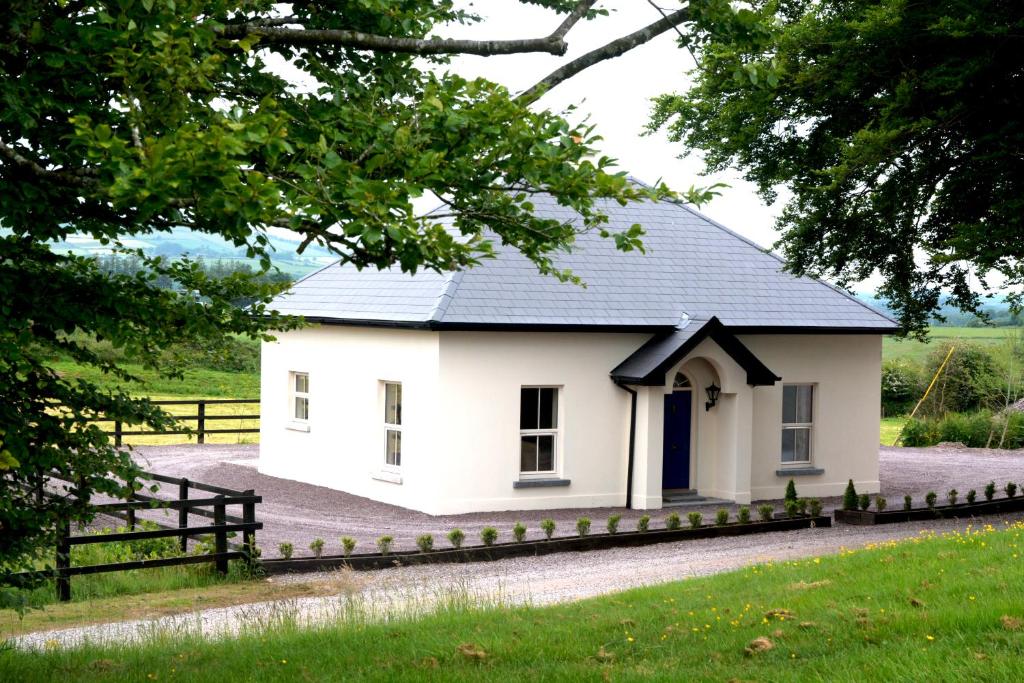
668, 200, 898, 326
428, 270, 464, 322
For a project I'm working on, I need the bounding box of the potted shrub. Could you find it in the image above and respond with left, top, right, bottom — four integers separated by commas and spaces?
512, 522, 527, 543
309, 538, 325, 559
857, 494, 871, 511
985, 481, 997, 501
903, 495, 913, 511
376, 535, 393, 555
797, 498, 809, 516
607, 514, 621, 535
480, 527, 498, 546
540, 518, 556, 540
715, 509, 729, 526
737, 506, 751, 524
758, 504, 774, 522
925, 492, 937, 509
842, 480, 858, 511
665, 512, 682, 531
447, 528, 465, 549
637, 515, 651, 532
947, 489, 958, 506
966, 489, 977, 505
278, 542, 294, 560
687, 511, 702, 529
416, 534, 434, 553
784, 499, 799, 518
1006, 482, 1018, 499
784, 479, 798, 506
341, 536, 356, 557
576, 517, 591, 537
807, 499, 822, 518
874, 496, 886, 513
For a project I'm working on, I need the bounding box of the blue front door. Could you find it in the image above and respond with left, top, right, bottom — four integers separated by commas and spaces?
662, 391, 692, 489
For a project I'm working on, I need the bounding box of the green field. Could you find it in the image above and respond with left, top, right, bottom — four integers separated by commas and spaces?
884, 326, 1022, 363
5, 522, 1024, 681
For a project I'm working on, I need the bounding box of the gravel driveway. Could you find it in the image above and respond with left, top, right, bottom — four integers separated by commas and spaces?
126, 443, 1024, 557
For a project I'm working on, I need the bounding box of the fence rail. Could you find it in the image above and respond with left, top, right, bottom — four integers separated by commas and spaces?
15, 470, 261, 602
91, 398, 260, 445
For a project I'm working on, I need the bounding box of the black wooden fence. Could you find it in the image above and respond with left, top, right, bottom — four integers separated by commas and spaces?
99, 398, 260, 446
19, 471, 261, 602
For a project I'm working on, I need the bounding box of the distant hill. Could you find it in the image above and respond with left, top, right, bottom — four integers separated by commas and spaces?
52, 227, 336, 278
855, 292, 1022, 327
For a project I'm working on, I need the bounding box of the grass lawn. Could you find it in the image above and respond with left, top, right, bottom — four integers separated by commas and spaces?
883, 326, 1022, 363
880, 416, 908, 446
5, 522, 1024, 681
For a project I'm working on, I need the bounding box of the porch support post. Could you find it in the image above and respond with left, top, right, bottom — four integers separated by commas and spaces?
629, 386, 664, 510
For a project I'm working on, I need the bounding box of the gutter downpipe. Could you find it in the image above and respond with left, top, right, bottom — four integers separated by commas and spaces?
618, 384, 638, 509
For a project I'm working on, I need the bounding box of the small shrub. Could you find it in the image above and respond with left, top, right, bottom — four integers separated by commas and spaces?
858, 493, 871, 511
341, 536, 356, 557
784, 499, 799, 518
985, 481, 997, 501
665, 512, 682, 530
737, 506, 751, 524
415, 534, 434, 553
784, 479, 798, 504
947, 489, 958, 506
758, 504, 774, 522
480, 526, 498, 546
874, 496, 886, 513
966, 489, 977, 505
903, 495, 913, 511
797, 498, 808, 516
606, 514, 621, 535
843, 479, 858, 511
687, 511, 702, 529
540, 518, 556, 539
575, 517, 591, 537
278, 542, 294, 560
446, 528, 465, 549
512, 522, 527, 543
1006, 482, 1018, 499
715, 509, 729, 526
376, 535, 394, 555
925, 491, 937, 509
637, 514, 651, 532
807, 499, 822, 518
309, 538, 325, 559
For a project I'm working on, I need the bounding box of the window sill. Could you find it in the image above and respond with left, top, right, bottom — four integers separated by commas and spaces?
371, 470, 402, 485
286, 422, 310, 433
776, 467, 824, 477
513, 478, 571, 489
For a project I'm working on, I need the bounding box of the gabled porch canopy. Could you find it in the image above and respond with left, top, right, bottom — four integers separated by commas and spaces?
610, 316, 781, 387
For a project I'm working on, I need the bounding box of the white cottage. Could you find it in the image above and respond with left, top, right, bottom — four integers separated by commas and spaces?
259, 194, 896, 514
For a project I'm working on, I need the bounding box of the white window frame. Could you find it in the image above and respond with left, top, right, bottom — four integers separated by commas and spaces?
519, 386, 560, 478
383, 381, 402, 471
287, 371, 310, 431
780, 383, 814, 465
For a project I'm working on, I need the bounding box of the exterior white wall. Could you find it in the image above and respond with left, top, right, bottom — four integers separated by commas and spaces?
433, 332, 648, 514
258, 325, 442, 511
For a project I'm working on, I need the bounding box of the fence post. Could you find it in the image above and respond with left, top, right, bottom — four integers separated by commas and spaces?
197, 400, 206, 444
178, 478, 190, 553
242, 489, 256, 568
213, 495, 227, 575
114, 420, 123, 447
56, 518, 71, 602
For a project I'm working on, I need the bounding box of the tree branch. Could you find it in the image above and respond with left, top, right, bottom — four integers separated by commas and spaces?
551, 1, 598, 41
518, 7, 691, 102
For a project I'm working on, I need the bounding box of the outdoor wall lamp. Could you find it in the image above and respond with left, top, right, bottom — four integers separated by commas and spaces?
705, 383, 721, 411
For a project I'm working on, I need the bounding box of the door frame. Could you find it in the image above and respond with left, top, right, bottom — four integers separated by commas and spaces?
663, 372, 697, 490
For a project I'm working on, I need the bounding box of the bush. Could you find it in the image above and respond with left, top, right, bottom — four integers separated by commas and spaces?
446, 528, 465, 549
480, 527, 498, 546
540, 519, 556, 540
606, 514, 621, 535
637, 515, 651, 532
947, 489, 958, 506
858, 494, 871, 511
341, 536, 356, 557
665, 512, 682, 531
807, 499, 822, 518
715, 509, 729, 526
309, 538, 325, 559
575, 517, 591, 537
415, 534, 434, 553
966, 489, 977, 505
512, 522, 527, 543
687, 511, 702, 529
985, 481, 997, 501
376, 535, 393, 555
918, 342, 1001, 416
784, 499, 799, 518
737, 506, 751, 524
875, 496, 886, 512
784, 479, 798, 505
278, 542, 293, 560
797, 498, 808, 516
881, 359, 922, 416
758, 504, 774, 522
1006, 482, 1018, 499
899, 412, 1024, 449
925, 492, 937, 509
843, 480, 858, 510
903, 495, 913, 511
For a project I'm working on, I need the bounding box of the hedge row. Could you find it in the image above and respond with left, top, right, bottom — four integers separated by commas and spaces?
900, 410, 1024, 449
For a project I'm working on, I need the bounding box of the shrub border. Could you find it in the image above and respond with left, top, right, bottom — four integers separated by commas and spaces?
261, 515, 831, 574
834, 496, 1024, 525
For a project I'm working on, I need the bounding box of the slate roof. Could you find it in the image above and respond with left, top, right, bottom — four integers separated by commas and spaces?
270, 193, 897, 331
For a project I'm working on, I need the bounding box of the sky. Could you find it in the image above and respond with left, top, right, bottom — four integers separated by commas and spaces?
444, 0, 787, 256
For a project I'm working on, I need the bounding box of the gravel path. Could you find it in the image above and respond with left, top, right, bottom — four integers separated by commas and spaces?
127, 443, 1024, 556
16, 511, 1024, 651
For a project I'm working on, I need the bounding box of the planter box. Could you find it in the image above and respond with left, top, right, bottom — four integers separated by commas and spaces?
834, 496, 1024, 526
261, 515, 831, 574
